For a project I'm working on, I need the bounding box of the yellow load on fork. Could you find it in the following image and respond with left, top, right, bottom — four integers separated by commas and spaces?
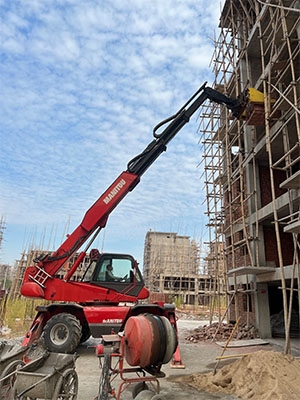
242, 87, 278, 126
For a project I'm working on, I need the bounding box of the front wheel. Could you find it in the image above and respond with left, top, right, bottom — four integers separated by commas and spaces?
134, 390, 155, 400
53, 368, 78, 399
43, 313, 82, 353
151, 394, 167, 400
132, 382, 149, 398
79, 321, 91, 344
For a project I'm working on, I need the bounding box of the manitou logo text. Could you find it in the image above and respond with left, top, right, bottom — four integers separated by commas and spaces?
103, 179, 126, 205
103, 319, 123, 324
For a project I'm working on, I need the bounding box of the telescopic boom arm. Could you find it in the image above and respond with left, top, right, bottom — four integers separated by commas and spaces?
127, 82, 243, 177
21, 82, 245, 293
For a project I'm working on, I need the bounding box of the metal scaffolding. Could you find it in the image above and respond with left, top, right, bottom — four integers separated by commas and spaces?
200, 0, 300, 352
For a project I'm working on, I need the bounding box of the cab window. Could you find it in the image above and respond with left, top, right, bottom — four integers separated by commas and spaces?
95, 257, 133, 282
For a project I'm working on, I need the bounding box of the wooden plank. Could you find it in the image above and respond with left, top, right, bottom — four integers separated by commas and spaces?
216, 353, 251, 360
216, 338, 269, 347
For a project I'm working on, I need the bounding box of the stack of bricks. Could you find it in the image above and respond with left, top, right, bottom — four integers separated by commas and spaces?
185, 322, 258, 343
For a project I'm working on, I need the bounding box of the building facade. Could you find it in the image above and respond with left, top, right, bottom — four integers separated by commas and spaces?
200, 0, 300, 344
143, 231, 212, 306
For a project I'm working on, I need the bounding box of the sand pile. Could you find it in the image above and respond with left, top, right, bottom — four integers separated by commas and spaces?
187, 350, 300, 399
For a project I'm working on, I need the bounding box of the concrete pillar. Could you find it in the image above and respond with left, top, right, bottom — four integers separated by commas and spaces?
255, 283, 272, 338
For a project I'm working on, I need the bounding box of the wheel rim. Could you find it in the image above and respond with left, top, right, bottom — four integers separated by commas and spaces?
61, 371, 77, 398
55, 369, 78, 400
50, 322, 70, 346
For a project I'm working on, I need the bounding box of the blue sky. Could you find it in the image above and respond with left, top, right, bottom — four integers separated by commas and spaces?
0, 0, 225, 267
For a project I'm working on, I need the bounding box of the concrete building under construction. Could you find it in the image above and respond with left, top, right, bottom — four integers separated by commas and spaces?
200, 0, 299, 349
9, 249, 90, 300
143, 231, 213, 307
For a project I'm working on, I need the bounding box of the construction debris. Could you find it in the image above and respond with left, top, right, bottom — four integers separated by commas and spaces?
185, 322, 257, 343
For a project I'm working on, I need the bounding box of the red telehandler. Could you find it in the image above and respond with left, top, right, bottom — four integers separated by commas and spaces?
20, 82, 251, 372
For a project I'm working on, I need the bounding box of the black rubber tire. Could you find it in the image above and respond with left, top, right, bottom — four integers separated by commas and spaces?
97, 353, 111, 400
79, 321, 91, 344
159, 316, 178, 364
132, 382, 149, 399
53, 368, 78, 399
43, 313, 82, 353
134, 390, 155, 400
151, 394, 167, 400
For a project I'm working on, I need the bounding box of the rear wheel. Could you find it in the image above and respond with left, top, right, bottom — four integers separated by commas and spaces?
134, 390, 155, 400
43, 313, 82, 353
132, 382, 149, 398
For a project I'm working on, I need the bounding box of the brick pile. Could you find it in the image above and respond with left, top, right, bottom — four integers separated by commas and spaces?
185, 322, 258, 343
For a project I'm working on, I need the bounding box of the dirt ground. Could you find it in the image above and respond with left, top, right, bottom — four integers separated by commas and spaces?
5, 318, 300, 399
75, 318, 296, 400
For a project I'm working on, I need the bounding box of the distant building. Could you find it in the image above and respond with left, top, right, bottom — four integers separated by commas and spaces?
0, 264, 12, 291
143, 231, 212, 306
9, 249, 91, 299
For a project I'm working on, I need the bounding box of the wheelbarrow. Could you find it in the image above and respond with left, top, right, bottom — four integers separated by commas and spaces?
14, 352, 78, 399
0, 342, 28, 399
0, 342, 28, 377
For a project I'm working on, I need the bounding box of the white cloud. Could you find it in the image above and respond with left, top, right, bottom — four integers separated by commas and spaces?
0, 0, 225, 265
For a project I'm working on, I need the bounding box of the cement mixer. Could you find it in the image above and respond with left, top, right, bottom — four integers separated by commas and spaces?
96, 314, 177, 399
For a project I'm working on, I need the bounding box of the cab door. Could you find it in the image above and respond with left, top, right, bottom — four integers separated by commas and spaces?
89, 253, 145, 297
